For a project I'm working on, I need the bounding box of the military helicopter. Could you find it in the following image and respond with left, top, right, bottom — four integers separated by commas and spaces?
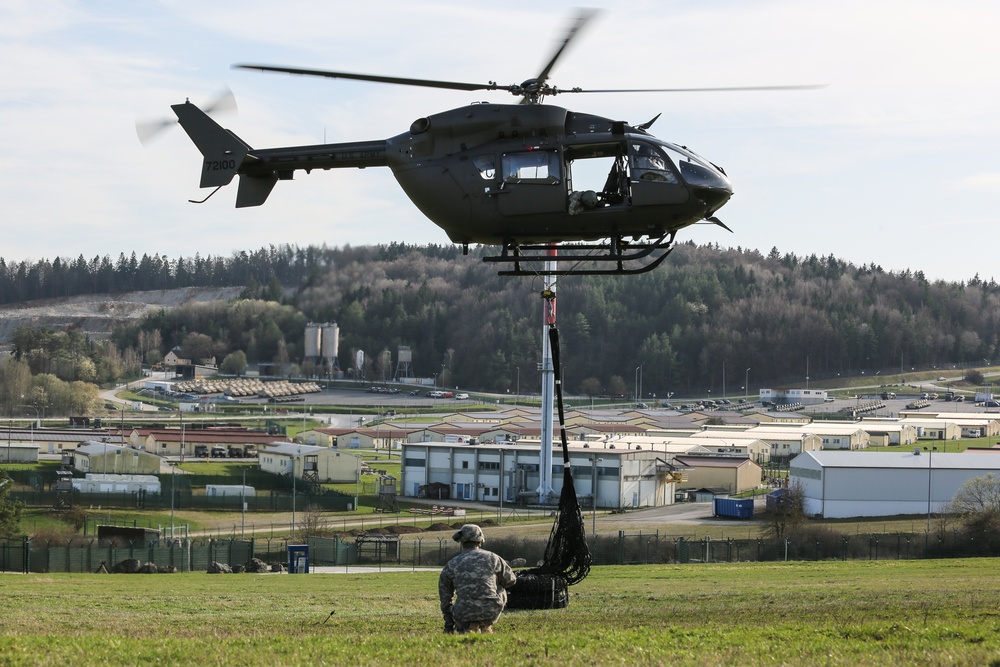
169, 10, 817, 275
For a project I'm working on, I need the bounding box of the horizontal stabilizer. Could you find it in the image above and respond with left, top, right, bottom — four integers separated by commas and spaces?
237, 173, 278, 207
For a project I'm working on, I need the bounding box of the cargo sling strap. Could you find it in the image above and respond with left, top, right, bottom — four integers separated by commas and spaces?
506, 326, 592, 610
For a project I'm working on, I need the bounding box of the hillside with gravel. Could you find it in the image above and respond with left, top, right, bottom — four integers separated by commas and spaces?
0, 287, 244, 343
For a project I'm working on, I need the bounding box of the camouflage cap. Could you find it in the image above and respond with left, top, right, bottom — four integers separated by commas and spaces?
452, 524, 485, 544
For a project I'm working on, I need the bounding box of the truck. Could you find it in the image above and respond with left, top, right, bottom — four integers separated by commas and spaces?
975, 392, 994, 403
194, 445, 209, 458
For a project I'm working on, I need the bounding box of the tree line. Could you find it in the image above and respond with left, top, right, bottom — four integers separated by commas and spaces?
7, 242, 1000, 403
0, 245, 331, 304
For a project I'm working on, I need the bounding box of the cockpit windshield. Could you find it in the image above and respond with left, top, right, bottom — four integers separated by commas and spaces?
652, 141, 731, 191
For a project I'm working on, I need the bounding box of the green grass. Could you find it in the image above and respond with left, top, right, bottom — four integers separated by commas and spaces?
2, 560, 1000, 665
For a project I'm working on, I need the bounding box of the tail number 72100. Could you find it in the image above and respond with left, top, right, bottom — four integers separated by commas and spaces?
204, 159, 237, 172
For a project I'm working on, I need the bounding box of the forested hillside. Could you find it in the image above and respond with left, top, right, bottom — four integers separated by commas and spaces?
288, 243, 1000, 396
8, 242, 1000, 398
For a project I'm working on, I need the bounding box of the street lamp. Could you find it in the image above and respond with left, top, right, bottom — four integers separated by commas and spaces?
354, 454, 361, 511
634, 365, 643, 404
498, 449, 505, 526
170, 462, 176, 541
926, 446, 937, 532
241, 468, 246, 539
745, 368, 751, 401
291, 448, 300, 538
591, 456, 603, 535
515, 367, 520, 406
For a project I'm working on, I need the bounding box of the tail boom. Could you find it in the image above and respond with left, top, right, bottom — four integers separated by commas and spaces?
171, 101, 389, 207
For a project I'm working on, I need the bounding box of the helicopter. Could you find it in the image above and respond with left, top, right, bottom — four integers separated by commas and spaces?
168, 10, 817, 276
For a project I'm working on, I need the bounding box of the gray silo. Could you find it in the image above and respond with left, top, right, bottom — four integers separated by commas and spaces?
320, 323, 340, 370
304, 323, 322, 360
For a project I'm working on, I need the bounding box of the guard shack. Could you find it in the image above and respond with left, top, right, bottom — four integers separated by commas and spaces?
288, 544, 309, 573
355, 533, 400, 564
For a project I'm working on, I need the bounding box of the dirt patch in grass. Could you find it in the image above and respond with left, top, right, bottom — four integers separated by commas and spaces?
427, 522, 453, 532
384, 525, 423, 534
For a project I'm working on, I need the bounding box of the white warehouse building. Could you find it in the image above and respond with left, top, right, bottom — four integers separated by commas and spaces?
400, 441, 685, 509
791, 450, 1000, 519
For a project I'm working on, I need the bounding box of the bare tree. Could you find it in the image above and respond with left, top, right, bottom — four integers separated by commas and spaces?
948, 473, 1000, 533
296, 505, 332, 541
761, 481, 807, 540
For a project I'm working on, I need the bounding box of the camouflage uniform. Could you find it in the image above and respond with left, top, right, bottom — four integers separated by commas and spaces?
439, 525, 517, 634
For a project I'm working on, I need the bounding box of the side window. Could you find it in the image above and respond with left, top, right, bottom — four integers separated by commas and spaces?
502, 151, 560, 184
630, 143, 678, 184
473, 155, 495, 180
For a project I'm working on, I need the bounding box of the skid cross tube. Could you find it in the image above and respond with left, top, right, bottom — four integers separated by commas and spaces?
484, 233, 676, 276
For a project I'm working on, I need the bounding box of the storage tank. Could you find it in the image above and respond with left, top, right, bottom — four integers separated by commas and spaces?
320, 323, 340, 363
304, 323, 322, 359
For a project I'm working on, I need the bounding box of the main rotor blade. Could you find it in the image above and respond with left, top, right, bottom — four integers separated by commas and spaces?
234, 64, 499, 93
534, 8, 600, 87
562, 84, 826, 94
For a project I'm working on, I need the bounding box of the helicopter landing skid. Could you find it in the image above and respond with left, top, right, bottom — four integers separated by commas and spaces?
484, 233, 676, 276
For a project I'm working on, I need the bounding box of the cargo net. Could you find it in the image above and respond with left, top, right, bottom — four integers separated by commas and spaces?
506, 325, 592, 610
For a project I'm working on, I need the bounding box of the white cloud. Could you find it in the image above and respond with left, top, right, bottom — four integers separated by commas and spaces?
0, 0, 999, 282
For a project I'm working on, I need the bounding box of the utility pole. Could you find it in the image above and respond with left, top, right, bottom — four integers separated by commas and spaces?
537, 249, 557, 503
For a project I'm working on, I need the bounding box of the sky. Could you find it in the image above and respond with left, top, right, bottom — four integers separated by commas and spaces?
2, 0, 999, 283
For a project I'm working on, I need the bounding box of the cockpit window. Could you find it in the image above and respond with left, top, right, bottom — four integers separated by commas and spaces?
655, 141, 732, 190
630, 143, 679, 184
502, 151, 560, 184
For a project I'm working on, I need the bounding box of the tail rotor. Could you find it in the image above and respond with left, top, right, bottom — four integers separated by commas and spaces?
135, 87, 237, 145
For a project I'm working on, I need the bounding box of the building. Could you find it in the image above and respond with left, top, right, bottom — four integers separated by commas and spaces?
0, 441, 38, 464
72, 473, 161, 495
696, 426, 822, 462
791, 450, 1000, 519
899, 410, 1000, 438
258, 443, 362, 483
895, 418, 963, 442
135, 428, 288, 457
681, 435, 772, 464
759, 388, 829, 406
0, 427, 122, 456
856, 419, 919, 446
671, 455, 763, 495
72, 442, 163, 475
400, 441, 684, 509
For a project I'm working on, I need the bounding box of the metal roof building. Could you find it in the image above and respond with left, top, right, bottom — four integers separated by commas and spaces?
790, 450, 1000, 519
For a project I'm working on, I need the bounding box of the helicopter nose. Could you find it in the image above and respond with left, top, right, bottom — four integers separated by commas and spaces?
693, 182, 733, 216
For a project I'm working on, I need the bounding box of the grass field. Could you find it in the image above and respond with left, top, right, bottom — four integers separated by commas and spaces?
3, 559, 1000, 666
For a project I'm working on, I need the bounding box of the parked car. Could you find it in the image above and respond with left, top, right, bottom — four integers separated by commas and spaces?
455, 393, 469, 400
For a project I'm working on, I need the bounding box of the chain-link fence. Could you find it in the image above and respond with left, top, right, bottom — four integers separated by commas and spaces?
5, 526, 999, 573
